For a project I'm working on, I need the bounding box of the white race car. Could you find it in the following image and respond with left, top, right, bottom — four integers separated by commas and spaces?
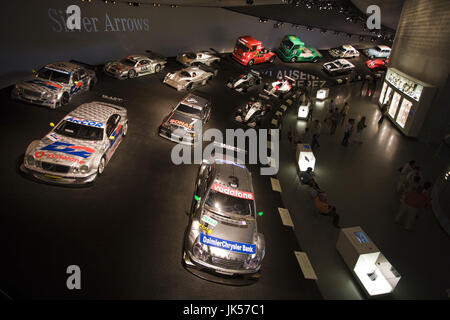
263, 75, 296, 99
235, 97, 271, 128
329, 45, 360, 58
323, 59, 355, 76
163, 63, 218, 91
226, 70, 262, 92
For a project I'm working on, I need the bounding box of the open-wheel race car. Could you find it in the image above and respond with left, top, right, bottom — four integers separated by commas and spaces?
234, 96, 272, 128
262, 75, 296, 99
226, 70, 262, 92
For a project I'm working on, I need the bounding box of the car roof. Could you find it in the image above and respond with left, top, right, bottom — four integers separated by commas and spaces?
180, 93, 210, 110
336, 59, 355, 66
126, 55, 148, 61
45, 62, 81, 74
376, 45, 391, 50
285, 35, 304, 45
68, 101, 125, 123
238, 36, 261, 46
212, 159, 253, 194
342, 44, 356, 50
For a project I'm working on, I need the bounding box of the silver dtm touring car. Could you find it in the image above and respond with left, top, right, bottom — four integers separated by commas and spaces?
176, 50, 220, 67
159, 93, 211, 145
163, 63, 218, 91
226, 70, 262, 92
103, 53, 167, 79
183, 156, 265, 282
21, 101, 128, 185
11, 62, 97, 109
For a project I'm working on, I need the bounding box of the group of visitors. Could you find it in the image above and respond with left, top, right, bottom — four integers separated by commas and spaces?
300, 167, 341, 228
395, 160, 432, 231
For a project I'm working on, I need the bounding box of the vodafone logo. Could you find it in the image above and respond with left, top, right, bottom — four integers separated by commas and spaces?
211, 183, 254, 200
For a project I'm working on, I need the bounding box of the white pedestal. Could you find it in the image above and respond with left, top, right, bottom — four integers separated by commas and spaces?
296, 144, 316, 172
316, 88, 329, 100
336, 226, 401, 297
297, 104, 309, 120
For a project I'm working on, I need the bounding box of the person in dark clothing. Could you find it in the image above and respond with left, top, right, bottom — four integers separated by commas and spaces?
341, 118, 355, 146
330, 108, 340, 135
314, 191, 340, 228
378, 101, 389, 124
300, 167, 319, 189
306, 104, 314, 122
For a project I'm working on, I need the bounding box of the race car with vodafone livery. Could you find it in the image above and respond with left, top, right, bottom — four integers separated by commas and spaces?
226, 70, 262, 92
263, 75, 296, 99
21, 101, 128, 185
103, 53, 167, 79
159, 93, 211, 145
183, 154, 266, 282
11, 62, 97, 109
235, 97, 271, 128
163, 63, 218, 91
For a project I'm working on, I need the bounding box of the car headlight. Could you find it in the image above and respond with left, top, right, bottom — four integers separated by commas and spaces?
243, 255, 260, 270
80, 165, 89, 173
26, 155, 35, 166
72, 167, 79, 173
42, 92, 54, 99
193, 243, 209, 261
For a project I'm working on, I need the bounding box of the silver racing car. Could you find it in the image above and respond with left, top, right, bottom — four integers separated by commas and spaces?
163, 64, 218, 91
11, 61, 97, 109
183, 156, 266, 281
176, 50, 220, 67
235, 97, 271, 128
104, 53, 167, 79
226, 70, 262, 92
21, 101, 128, 185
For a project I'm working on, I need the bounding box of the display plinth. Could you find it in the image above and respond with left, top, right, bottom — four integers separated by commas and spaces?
297, 104, 309, 119
296, 144, 316, 172
316, 88, 329, 100
336, 226, 401, 297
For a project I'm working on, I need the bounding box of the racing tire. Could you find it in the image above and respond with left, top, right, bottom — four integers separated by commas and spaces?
247, 59, 254, 67
60, 92, 70, 106
269, 56, 275, 64
128, 70, 137, 79
122, 122, 128, 137
186, 83, 193, 91
89, 78, 97, 90
290, 57, 296, 63
213, 69, 218, 77
97, 157, 106, 176
312, 57, 319, 63
155, 64, 161, 73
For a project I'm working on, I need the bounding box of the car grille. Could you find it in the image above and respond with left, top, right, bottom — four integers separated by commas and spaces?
23, 89, 41, 98
211, 257, 243, 270
41, 161, 70, 174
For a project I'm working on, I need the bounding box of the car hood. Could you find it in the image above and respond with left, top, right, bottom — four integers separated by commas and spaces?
177, 55, 193, 65
106, 62, 133, 73
18, 78, 65, 94
30, 133, 102, 165
165, 111, 199, 131
169, 72, 192, 83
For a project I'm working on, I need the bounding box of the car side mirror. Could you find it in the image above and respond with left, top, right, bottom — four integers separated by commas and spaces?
50, 122, 55, 127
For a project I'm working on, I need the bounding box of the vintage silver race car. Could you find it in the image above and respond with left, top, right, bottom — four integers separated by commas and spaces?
183, 155, 265, 281
263, 75, 296, 99
20, 101, 128, 185
163, 64, 218, 91
11, 62, 97, 109
103, 52, 167, 79
176, 50, 220, 67
235, 97, 271, 128
323, 59, 355, 76
159, 93, 211, 145
226, 70, 262, 92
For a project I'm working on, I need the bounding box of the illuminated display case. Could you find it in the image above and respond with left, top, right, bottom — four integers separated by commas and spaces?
316, 88, 329, 100
378, 68, 436, 137
296, 144, 316, 172
336, 226, 401, 297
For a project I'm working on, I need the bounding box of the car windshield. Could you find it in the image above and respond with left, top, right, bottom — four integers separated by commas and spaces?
180, 71, 191, 77
235, 41, 249, 52
282, 39, 294, 50
120, 59, 136, 67
205, 190, 254, 216
184, 52, 196, 59
176, 103, 201, 116
37, 68, 70, 84
54, 120, 104, 140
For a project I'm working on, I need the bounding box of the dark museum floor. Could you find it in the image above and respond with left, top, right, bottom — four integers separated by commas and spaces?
0, 52, 448, 299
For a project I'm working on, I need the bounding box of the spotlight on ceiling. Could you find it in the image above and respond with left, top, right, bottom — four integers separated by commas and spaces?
259, 18, 268, 23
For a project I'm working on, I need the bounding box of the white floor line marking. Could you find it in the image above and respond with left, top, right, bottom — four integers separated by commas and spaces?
270, 178, 282, 192
294, 251, 318, 280
278, 208, 294, 227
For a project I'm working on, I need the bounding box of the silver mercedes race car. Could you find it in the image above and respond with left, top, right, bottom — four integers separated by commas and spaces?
159, 93, 211, 145
183, 156, 265, 282
226, 70, 262, 92
11, 62, 97, 109
21, 101, 128, 185
103, 52, 167, 79
163, 63, 218, 91
235, 97, 271, 128
176, 50, 220, 67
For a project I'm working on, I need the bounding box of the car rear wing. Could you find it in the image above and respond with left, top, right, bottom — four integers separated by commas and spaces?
197, 63, 218, 75
145, 50, 167, 62
249, 70, 261, 77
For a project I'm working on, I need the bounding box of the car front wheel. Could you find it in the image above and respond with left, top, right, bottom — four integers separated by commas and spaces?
122, 122, 128, 137
247, 59, 254, 67
60, 92, 70, 106
98, 157, 106, 175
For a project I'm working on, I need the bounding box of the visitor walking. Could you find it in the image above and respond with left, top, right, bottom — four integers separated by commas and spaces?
354, 116, 367, 143
328, 99, 335, 113
378, 100, 389, 125
340, 102, 350, 125
311, 120, 322, 150
306, 104, 314, 122
330, 108, 340, 135
341, 118, 355, 147
395, 183, 432, 230
396, 160, 417, 192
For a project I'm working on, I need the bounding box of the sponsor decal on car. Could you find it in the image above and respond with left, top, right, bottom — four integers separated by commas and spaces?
34, 150, 85, 164
65, 117, 104, 128
198, 223, 213, 235
210, 182, 254, 200
27, 79, 62, 90
169, 119, 194, 130
200, 233, 256, 254
40, 141, 95, 159
201, 215, 218, 227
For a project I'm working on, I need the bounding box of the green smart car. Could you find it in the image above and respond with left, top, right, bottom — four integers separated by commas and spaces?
276, 35, 323, 63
